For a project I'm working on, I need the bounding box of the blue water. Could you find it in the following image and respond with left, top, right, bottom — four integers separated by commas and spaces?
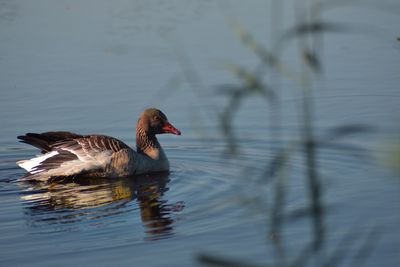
0, 1, 399, 266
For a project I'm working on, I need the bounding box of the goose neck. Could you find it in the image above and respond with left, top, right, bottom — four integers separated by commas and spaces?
136, 127, 160, 156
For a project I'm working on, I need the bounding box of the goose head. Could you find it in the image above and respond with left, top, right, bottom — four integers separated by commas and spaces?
137, 108, 181, 137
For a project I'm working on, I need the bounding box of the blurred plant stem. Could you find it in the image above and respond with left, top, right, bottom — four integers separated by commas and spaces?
185, 0, 382, 266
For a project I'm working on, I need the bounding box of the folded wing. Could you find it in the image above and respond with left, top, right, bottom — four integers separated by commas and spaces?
17, 132, 131, 180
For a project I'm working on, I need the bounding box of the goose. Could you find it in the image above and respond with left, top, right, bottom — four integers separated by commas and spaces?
17, 108, 181, 181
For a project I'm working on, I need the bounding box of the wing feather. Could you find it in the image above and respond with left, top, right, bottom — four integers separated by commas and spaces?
18, 134, 131, 180
17, 131, 83, 153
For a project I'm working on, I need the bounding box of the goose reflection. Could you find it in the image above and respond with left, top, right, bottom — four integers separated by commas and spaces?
19, 172, 184, 239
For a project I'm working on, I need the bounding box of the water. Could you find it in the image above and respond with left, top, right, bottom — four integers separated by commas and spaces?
1, 1, 399, 266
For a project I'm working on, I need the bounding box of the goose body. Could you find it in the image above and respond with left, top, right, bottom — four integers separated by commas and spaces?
17, 108, 181, 181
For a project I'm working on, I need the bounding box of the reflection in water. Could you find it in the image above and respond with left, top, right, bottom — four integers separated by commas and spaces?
19, 173, 184, 240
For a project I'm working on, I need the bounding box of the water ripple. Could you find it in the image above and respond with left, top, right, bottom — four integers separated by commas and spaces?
0, 138, 391, 249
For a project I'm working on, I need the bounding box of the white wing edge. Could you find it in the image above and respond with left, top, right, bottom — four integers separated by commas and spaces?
17, 151, 59, 173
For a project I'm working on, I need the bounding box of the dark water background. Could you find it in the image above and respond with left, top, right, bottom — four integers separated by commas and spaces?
0, 1, 399, 266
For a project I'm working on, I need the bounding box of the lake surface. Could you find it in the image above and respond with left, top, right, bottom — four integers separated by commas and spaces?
0, 1, 399, 266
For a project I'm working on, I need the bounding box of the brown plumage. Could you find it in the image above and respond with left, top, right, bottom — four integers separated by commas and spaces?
18, 131, 83, 153
17, 108, 181, 181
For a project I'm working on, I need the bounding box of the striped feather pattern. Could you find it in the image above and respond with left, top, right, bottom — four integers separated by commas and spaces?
18, 132, 84, 153
18, 133, 132, 180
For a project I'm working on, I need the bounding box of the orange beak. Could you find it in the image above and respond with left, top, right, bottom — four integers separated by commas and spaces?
162, 122, 181, 135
